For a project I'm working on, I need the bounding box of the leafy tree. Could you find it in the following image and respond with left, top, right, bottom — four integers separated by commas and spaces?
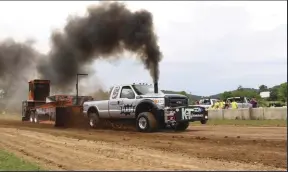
237, 85, 243, 91
219, 86, 261, 101
259, 85, 268, 92
179, 91, 188, 96
179, 91, 194, 103
278, 82, 287, 102
220, 91, 233, 100
268, 86, 279, 101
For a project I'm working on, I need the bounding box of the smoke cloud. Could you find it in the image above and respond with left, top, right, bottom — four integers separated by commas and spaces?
0, 2, 162, 112
37, 1, 162, 88
0, 39, 40, 112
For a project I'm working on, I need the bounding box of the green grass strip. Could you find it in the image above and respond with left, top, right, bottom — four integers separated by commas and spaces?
0, 149, 43, 171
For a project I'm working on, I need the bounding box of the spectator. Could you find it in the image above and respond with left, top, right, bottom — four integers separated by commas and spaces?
224, 100, 230, 109
231, 99, 238, 109
214, 100, 220, 109
209, 104, 214, 110
219, 99, 225, 109
250, 98, 258, 108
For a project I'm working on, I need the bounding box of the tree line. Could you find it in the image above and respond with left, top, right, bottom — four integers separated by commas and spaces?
1, 82, 286, 107
174, 82, 287, 106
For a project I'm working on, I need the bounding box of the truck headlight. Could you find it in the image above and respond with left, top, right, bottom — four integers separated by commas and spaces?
153, 98, 165, 106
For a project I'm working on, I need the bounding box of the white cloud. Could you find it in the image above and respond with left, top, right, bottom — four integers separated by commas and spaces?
0, 1, 286, 96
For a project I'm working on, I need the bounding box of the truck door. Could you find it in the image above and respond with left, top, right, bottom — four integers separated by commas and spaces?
119, 86, 137, 119
108, 86, 122, 118
109, 86, 136, 119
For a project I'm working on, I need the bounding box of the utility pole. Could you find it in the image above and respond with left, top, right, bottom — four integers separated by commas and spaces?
76, 73, 88, 105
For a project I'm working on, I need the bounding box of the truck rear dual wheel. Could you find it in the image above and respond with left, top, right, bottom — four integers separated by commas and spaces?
136, 112, 158, 132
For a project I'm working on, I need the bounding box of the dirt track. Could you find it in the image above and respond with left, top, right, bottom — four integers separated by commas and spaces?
0, 119, 287, 171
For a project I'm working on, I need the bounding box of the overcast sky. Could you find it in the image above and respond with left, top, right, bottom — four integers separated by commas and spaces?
0, 1, 287, 96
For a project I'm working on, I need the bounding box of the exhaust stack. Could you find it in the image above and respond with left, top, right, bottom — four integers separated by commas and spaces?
154, 82, 158, 94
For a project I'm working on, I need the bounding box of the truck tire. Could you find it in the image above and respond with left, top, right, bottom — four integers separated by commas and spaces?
174, 121, 189, 131
29, 111, 35, 123
88, 112, 100, 129
136, 112, 158, 132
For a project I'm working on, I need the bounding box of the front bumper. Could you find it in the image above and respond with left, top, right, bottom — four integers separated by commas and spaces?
163, 106, 208, 124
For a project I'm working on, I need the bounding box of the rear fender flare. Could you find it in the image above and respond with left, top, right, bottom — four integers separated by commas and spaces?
87, 106, 100, 117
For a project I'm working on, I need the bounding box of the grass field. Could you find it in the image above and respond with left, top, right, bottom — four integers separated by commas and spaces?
0, 150, 42, 171
193, 119, 287, 127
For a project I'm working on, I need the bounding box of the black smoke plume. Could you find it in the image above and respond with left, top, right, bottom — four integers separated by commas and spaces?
0, 39, 40, 112
37, 2, 162, 88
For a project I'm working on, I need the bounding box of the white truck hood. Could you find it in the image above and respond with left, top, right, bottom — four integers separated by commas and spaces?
140, 93, 187, 98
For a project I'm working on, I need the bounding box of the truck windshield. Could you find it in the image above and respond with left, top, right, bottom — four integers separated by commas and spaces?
132, 85, 163, 95
228, 97, 243, 103
199, 99, 212, 105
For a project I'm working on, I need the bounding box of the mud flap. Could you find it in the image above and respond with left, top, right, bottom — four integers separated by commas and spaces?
54, 107, 68, 127
54, 106, 88, 128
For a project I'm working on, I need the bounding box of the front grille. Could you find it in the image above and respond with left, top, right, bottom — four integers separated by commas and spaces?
165, 96, 188, 107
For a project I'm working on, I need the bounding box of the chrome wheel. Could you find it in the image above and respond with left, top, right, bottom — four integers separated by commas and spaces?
30, 115, 34, 123
88, 113, 99, 128
89, 118, 95, 127
34, 115, 38, 123
138, 116, 147, 130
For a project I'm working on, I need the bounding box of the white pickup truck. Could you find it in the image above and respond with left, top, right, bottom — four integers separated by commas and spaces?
83, 83, 208, 132
198, 98, 219, 110
226, 97, 252, 108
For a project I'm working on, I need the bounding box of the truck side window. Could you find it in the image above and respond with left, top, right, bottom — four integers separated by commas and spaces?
246, 98, 250, 102
111, 87, 120, 99
120, 86, 135, 99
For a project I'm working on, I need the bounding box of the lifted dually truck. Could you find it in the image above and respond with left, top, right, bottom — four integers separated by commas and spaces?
83, 83, 208, 132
